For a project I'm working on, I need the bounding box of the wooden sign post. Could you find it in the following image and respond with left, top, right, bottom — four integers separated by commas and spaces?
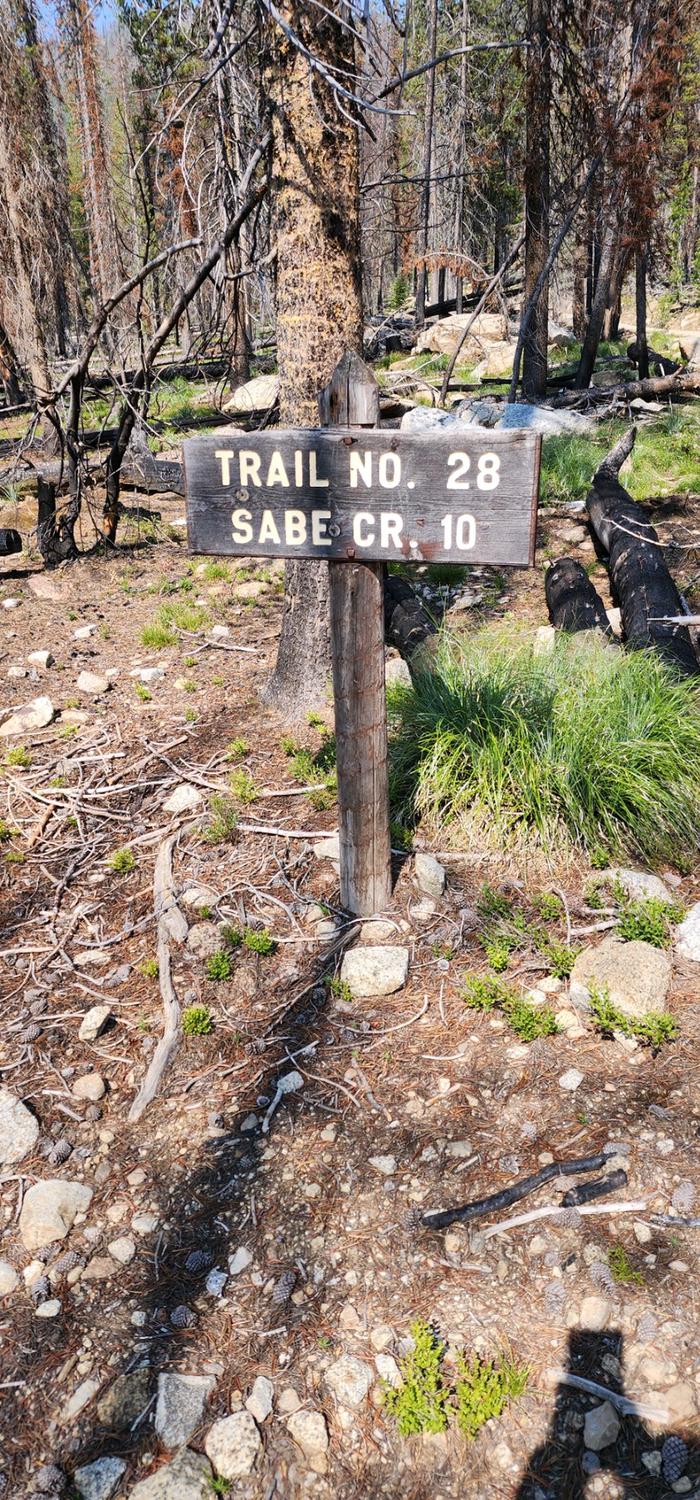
184, 352, 541, 918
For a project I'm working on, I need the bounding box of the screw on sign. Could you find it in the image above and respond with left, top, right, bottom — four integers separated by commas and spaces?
184, 352, 541, 917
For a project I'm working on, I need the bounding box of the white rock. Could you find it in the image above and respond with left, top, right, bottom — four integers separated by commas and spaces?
206, 1268, 227, 1297
1, 596, 21, 609
186, 922, 221, 959
210, 624, 230, 639
74, 624, 97, 640
163, 782, 204, 814
445, 1138, 473, 1158
27, 649, 53, 668
7, 665, 27, 679
312, 833, 340, 864
35, 1298, 62, 1318
76, 670, 110, 695
155, 1373, 216, 1448
19, 1178, 93, 1252
413, 851, 446, 898
559, 1068, 584, 1091
597, 867, 671, 902
132, 1212, 159, 1234
73, 948, 111, 967
0, 1088, 40, 1165
584, 1401, 620, 1451
0, 695, 54, 737
385, 655, 411, 688
128, 1448, 213, 1500
579, 1296, 613, 1332
60, 1377, 100, 1423
205, 1411, 261, 1478
375, 1354, 401, 1387
570, 937, 671, 1017
0, 1260, 19, 1295
78, 1005, 112, 1042
181, 885, 218, 911
675, 902, 700, 962
325, 1354, 373, 1407
229, 1246, 253, 1275
369, 1155, 396, 1176
108, 1236, 136, 1265
245, 1375, 274, 1422
340, 945, 409, 998
633, 1221, 652, 1245
74, 1456, 127, 1500
411, 896, 437, 923
223, 373, 279, 414
72, 1073, 106, 1102
130, 665, 165, 683
286, 1408, 329, 1474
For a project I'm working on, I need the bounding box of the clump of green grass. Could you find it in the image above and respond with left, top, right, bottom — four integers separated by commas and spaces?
201, 561, 230, 582
326, 974, 353, 1004
0, 819, 16, 842
108, 848, 136, 874
243, 927, 276, 956
388, 625, 700, 865
229, 768, 258, 804
139, 957, 159, 979
134, 683, 152, 702
588, 983, 678, 1048
608, 1244, 644, 1285
454, 1351, 529, 1440
383, 1320, 451, 1436
616, 895, 685, 948
141, 601, 209, 649
205, 950, 232, 982
281, 727, 337, 809
202, 795, 239, 844
5, 745, 31, 768
534, 892, 562, 922
464, 974, 559, 1040
225, 737, 249, 761
182, 1003, 214, 1034
141, 620, 176, 649
483, 938, 512, 973
540, 431, 611, 506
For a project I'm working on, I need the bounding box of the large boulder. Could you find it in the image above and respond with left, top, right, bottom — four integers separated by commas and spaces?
340, 945, 409, 998
223, 374, 279, 415
570, 936, 671, 1018
415, 311, 508, 356
0, 695, 54, 737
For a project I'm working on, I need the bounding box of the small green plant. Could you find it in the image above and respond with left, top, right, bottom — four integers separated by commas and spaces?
431, 941, 456, 961
220, 923, 242, 950
59, 724, 79, 740
141, 620, 176, 648
229, 768, 258, 804
243, 927, 276, 955
202, 794, 239, 844
533, 892, 562, 922
483, 938, 512, 973
608, 1244, 644, 1286
540, 939, 579, 979
4, 849, 25, 863
212, 674, 224, 686
464, 974, 559, 1040
477, 883, 512, 922
326, 974, 353, 1004
383, 1320, 451, 1436
208, 1475, 231, 1497
139, 957, 159, 979
0, 819, 16, 842
454, 1350, 529, 1440
5, 745, 31, 768
201, 560, 230, 582
183, 654, 196, 668
184, 707, 198, 723
135, 683, 152, 702
588, 983, 678, 1047
108, 848, 136, 874
205, 950, 233, 982
463, 974, 512, 1011
225, 737, 249, 761
182, 1003, 214, 1034
182, 679, 197, 694
616, 895, 685, 948
64, 697, 80, 710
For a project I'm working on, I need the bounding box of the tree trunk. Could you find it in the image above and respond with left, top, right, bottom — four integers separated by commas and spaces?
521, 0, 550, 399
575, 215, 617, 388
36, 478, 79, 565
545, 557, 612, 636
603, 245, 629, 341
65, 0, 122, 315
572, 225, 587, 338
0, 316, 24, 404
414, 0, 439, 328
263, 1, 363, 719
454, 0, 469, 317
635, 251, 649, 380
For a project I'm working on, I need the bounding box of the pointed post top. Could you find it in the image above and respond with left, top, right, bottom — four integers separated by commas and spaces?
318, 349, 379, 428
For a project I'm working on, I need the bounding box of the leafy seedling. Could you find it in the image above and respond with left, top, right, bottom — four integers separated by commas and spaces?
139, 958, 159, 979
454, 1350, 529, 1440
182, 1004, 214, 1035
588, 984, 678, 1048
608, 1244, 644, 1285
383, 1320, 451, 1436
108, 848, 136, 875
243, 927, 276, 956
205, 951, 233, 982
616, 895, 685, 949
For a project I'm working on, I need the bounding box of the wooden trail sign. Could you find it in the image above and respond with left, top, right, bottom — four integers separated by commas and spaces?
184, 352, 541, 918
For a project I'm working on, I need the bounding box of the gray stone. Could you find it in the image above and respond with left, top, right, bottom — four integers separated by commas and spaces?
385, 655, 411, 689
0, 1260, 19, 1295
286, 1408, 329, 1474
74, 624, 97, 639
340, 945, 409, 998
498, 402, 593, 435
19, 1179, 93, 1251
223, 373, 279, 414
375, 1353, 401, 1387
27, 649, 54, 668
186, 922, 221, 959
76, 671, 110, 695
204, 1411, 261, 1478
312, 833, 340, 864
129, 1448, 213, 1500
583, 1401, 620, 1451
570, 937, 671, 1018
130, 665, 164, 683
72, 1073, 106, 1102
73, 1456, 127, 1500
74, 948, 111, 968
60, 1377, 100, 1423
155, 1373, 216, 1448
597, 868, 671, 902
445, 1139, 473, 1158
229, 1246, 253, 1275
210, 624, 230, 640
35, 1298, 61, 1317
675, 902, 700, 962
7, 665, 27, 678
97, 1368, 151, 1429
579, 1296, 613, 1332
559, 1068, 584, 1091
246, 1375, 274, 1423
369, 1155, 396, 1176
0, 1088, 40, 1165
181, 885, 218, 912
108, 1235, 136, 1265
414, 852, 446, 898
163, 783, 203, 814
0, 695, 55, 737
78, 1005, 112, 1042
325, 1354, 373, 1407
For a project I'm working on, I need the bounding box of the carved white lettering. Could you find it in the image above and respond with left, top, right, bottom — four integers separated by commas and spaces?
353, 512, 375, 547
285, 510, 307, 544
311, 510, 332, 545
378, 452, 401, 488
231, 508, 253, 543
239, 450, 262, 486
309, 451, 329, 488
380, 513, 403, 549
266, 452, 289, 486
216, 449, 235, 485
259, 510, 281, 545
349, 450, 372, 488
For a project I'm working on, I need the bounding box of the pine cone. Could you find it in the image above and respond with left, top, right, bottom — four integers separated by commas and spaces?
185, 1250, 213, 1274
672, 1181, 696, 1215
271, 1269, 296, 1305
30, 1465, 65, 1494
30, 1275, 51, 1304
590, 1260, 615, 1294
20, 1023, 42, 1043
559, 1207, 583, 1230
51, 1251, 82, 1279
48, 1139, 72, 1166
170, 1304, 196, 1328
661, 1435, 688, 1483
636, 1310, 657, 1343
543, 1280, 566, 1316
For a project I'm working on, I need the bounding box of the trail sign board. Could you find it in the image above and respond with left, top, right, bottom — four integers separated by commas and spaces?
183, 427, 540, 568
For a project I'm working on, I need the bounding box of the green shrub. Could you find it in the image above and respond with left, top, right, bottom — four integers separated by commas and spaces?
243, 927, 276, 955
383, 1320, 451, 1436
139, 957, 159, 979
134, 683, 152, 702
464, 974, 559, 1040
141, 620, 176, 648
202, 795, 239, 844
588, 983, 678, 1047
454, 1351, 529, 1440
388, 625, 700, 864
0, 819, 16, 842
540, 939, 580, 979
225, 737, 249, 761
533, 892, 562, 922
483, 939, 512, 972
229, 768, 258, 804
5, 745, 31, 768
326, 974, 353, 1004
463, 974, 512, 1011
220, 923, 242, 950
108, 848, 136, 874
205, 950, 232, 981
616, 895, 685, 948
182, 1003, 214, 1034
608, 1244, 644, 1285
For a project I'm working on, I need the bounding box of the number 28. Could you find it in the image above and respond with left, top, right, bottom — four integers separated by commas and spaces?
446, 451, 501, 490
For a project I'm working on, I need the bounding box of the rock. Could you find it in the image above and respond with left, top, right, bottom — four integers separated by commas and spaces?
205, 1268, 227, 1296
205, 1411, 261, 1478
35, 1297, 62, 1317
533, 624, 556, 656
83, 1256, 117, 1282
369, 1155, 396, 1176
597, 868, 671, 902
181, 885, 218, 912
0, 695, 55, 738
155, 1373, 216, 1448
60, 1377, 100, 1423
233, 579, 266, 601
413, 851, 446, 898
411, 897, 437, 923
340, 945, 409, 998
641, 1451, 662, 1476
385, 655, 412, 688
210, 624, 230, 640
312, 832, 341, 864
72, 1073, 106, 1102
7, 664, 27, 678
0, 1088, 40, 1165
579, 1296, 613, 1332
78, 1005, 112, 1042
186, 922, 221, 959
129, 1447, 213, 1500
73, 1456, 127, 1500
27, 574, 64, 599
223, 373, 279, 414
19, 1179, 93, 1252
583, 1401, 620, 1451
132, 1211, 159, 1235
357, 919, 397, 944
471, 340, 516, 379
108, 1235, 136, 1265
570, 937, 671, 1017
675, 902, 700, 962
97, 1368, 151, 1429
325, 1354, 373, 1408
664, 1382, 697, 1423
76, 671, 110, 696
286, 1408, 329, 1474
559, 1068, 584, 1091
375, 1353, 401, 1387
0, 1260, 19, 1295
229, 1246, 253, 1275
278, 1387, 302, 1414
339, 1302, 363, 1331
559, 526, 587, 545
246, 1375, 274, 1423
27, 649, 54, 668
498, 402, 593, 435
130, 665, 165, 683
633, 1221, 652, 1245
415, 311, 508, 356
74, 948, 111, 967
74, 624, 97, 640
163, 783, 203, 814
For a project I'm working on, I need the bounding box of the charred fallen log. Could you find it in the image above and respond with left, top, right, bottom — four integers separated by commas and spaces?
0, 527, 21, 556
626, 340, 680, 376
545, 557, 612, 637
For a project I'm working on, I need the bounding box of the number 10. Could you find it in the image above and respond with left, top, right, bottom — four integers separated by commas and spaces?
441, 514, 476, 550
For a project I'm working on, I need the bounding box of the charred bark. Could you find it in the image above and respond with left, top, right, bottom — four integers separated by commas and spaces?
545, 557, 612, 637
384, 572, 437, 663
522, 0, 550, 399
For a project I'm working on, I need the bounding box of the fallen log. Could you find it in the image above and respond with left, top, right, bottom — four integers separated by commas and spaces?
626, 340, 680, 376
554, 369, 700, 408
0, 454, 184, 498
545, 557, 612, 636
585, 428, 699, 675
0, 527, 21, 556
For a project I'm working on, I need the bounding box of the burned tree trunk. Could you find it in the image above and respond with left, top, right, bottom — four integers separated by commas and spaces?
384, 572, 437, 664
36, 478, 80, 565
586, 430, 699, 676
545, 557, 612, 636
634, 251, 649, 380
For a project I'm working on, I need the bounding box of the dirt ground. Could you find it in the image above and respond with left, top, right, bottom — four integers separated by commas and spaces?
1, 491, 700, 1500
